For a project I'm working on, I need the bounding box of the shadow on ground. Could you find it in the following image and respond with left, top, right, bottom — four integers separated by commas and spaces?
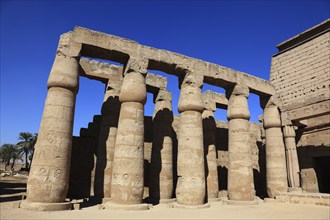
0, 178, 27, 203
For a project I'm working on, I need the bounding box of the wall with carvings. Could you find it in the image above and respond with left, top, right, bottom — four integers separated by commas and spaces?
270, 19, 330, 193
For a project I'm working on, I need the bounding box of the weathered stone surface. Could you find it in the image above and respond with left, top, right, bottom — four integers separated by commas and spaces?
149, 90, 174, 202
176, 72, 207, 207
263, 98, 288, 198
94, 89, 121, 199
202, 110, 219, 200
23, 33, 80, 211
176, 111, 205, 205
227, 85, 255, 201
283, 125, 301, 189
73, 26, 275, 95
301, 168, 319, 193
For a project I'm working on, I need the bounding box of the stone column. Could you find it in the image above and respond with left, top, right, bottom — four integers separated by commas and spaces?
105, 57, 149, 210
175, 72, 209, 208
202, 109, 219, 201
226, 85, 255, 202
94, 87, 121, 201
283, 125, 301, 191
149, 90, 175, 203
21, 32, 81, 211
263, 97, 288, 198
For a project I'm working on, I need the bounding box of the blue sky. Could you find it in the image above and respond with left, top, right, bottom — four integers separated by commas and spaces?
1, 0, 329, 145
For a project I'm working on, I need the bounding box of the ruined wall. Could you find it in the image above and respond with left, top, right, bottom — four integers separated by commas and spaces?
270, 19, 330, 193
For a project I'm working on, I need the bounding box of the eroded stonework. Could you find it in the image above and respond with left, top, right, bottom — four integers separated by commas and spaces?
21, 19, 329, 211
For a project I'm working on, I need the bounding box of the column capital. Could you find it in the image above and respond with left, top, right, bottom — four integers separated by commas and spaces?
47, 55, 80, 94
227, 84, 250, 120
119, 71, 146, 104
178, 72, 204, 113
283, 125, 296, 138
124, 57, 148, 75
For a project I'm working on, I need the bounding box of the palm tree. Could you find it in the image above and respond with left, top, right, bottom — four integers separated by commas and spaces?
0, 144, 22, 171
17, 132, 34, 169
29, 133, 38, 165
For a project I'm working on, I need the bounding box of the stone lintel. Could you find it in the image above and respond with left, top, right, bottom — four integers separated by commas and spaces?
286, 100, 330, 121
79, 58, 121, 85
73, 26, 275, 96
79, 58, 168, 95
146, 73, 167, 97
203, 90, 228, 111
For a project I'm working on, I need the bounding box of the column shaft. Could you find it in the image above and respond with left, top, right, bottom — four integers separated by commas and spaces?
110, 69, 147, 206
177, 110, 205, 205
149, 93, 174, 202
111, 101, 144, 204
202, 110, 219, 200
283, 125, 300, 188
94, 91, 120, 199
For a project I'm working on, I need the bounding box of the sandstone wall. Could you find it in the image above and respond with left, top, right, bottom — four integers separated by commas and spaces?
270, 28, 329, 111
270, 19, 330, 194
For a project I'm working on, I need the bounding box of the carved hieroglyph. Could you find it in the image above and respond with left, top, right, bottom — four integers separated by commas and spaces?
176, 72, 207, 206
21, 32, 80, 211
108, 57, 148, 208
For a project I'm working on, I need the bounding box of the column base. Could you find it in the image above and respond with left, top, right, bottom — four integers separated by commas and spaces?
20, 200, 72, 211
102, 197, 112, 203
225, 199, 259, 205
173, 202, 210, 209
102, 201, 151, 210
288, 187, 303, 193
208, 197, 221, 202
160, 198, 176, 203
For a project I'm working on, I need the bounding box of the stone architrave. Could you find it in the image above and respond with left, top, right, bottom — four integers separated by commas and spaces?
105, 57, 149, 210
202, 109, 219, 201
227, 85, 255, 201
283, 125, 301, 190
149, 90, 174, 203
94, 88, 121, 200
21, 32, 81, 211
175, 72, 209, 208
263, 97, 288, 198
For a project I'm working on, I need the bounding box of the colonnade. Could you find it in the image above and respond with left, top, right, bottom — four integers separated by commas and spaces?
21, 33, 301, 211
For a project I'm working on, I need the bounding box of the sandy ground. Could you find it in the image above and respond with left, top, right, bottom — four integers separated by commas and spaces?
1, 176, 329, 220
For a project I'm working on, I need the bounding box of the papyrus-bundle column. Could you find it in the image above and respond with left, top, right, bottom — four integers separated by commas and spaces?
176, 72, 209, 208
149, 89, 174, 203
227, 85, 255, 202
202, 92, 219, 201
106, 57, 149, 210
283, 125, 301, 191
94, 80, 121, 200
263, 97, 288, 198
21, 32, 81, 211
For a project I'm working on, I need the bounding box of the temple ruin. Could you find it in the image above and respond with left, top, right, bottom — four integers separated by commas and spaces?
20, 19, 329, 211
